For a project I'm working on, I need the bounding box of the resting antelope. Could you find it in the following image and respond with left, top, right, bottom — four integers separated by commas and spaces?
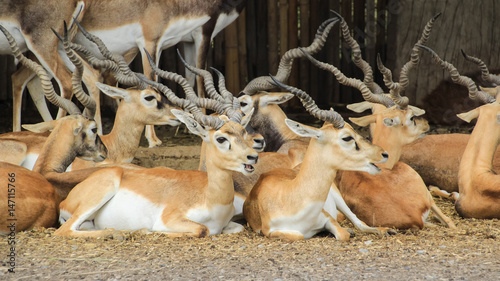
401, 50, 500, 197
4, 1, 246, 148
0, 23, 180, 170
0, 115, 107, 233
54, 73, 259, 237
418, 45, 500, 219
243, 78, 393, 241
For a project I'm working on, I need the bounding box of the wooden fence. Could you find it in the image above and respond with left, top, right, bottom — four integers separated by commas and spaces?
1, 0, 500, 125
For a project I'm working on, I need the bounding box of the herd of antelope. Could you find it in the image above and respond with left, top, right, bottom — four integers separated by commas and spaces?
0, 2, 499, 242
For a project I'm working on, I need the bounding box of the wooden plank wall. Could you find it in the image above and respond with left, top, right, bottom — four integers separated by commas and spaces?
1, 0, 499, 126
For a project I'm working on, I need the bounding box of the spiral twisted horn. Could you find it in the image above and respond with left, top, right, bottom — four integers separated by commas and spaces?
52, 22, 96, 117
73, 19, 146, 89
417, 44, 495, 104
461, 49, 500, 86
0, 24, 81, 115
333, 10, 384, 95
301, 49, 395, 108
241, 17, 339, 95
138, 76, 226, 129
143, 49, 229, 115
269, 75, 345, 128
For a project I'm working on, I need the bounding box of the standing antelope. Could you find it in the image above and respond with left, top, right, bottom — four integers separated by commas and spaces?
54, 74, 259, 237
0, 115, 107, 233
243, 79, 392, 241
4, 0, 246, 148
418, 45, 500, 219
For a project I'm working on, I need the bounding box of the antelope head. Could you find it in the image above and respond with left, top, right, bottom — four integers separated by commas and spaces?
24, 115, 108, 173
270, 76, 388, 175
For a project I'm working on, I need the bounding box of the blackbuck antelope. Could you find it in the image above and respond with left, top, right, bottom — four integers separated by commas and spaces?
418, 45, 500, 219
315, 12, 455, 229
0, 115, 107, 233
4, 1, 246, 148
401, 50, 500, 198
0, 24, 180, 170
54, 76, 259, 238
302, 52, 455, 230
235, 17, 337, 155
0, 0, 86, 131
243, 79, 392, 241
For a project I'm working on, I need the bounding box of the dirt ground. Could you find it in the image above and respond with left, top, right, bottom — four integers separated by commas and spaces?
1, 111, 500, 280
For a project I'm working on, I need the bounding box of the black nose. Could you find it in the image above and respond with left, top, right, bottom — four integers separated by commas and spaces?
254, 139, 263, 144
247, 155, 259, 163
382, 152, 389, 159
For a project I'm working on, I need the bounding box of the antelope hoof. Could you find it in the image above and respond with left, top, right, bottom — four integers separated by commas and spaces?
378, 227, 397, 236
147, 139, 162, 148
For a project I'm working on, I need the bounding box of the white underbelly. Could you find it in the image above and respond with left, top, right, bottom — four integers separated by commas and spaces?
157, 16, 210, 52
0, 21, 28, 55
268, 202, 328, 239
186, 204, 235, 235
74, 23, 142, 59
93, 189, 164, 230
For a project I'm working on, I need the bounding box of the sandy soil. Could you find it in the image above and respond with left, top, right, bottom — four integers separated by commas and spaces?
1, 118, 500, 280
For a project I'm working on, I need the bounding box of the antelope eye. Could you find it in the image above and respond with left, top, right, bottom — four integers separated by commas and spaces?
91, 127, 97, 134
342, 136, 354, 142
240, 102, 248, 107
216, 137, 227, 144
144, 95, 156, 102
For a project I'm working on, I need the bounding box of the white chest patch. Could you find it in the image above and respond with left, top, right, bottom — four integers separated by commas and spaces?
268, 202, 329, 239
322, 188, 340, 219
20, 153, 39, 171
93, 189, 164, 231
185, 204, 235, 235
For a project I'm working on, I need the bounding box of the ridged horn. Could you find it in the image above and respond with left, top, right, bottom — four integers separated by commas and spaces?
52, 22, 96, 117
461, 49, 500, 86
0, 24, 81, 115
417, 44, 495, 104
241, 17, 339, 95
269, 75, 345, 128
376, 54, 409, 108
302, 48, 395, 108
137, 75, 226, 129
332, 10, 384, 95
73, 19, 146, 89
143, 49, 227, 115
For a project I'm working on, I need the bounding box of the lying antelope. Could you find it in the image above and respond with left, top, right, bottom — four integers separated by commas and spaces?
243, 78, 392, 241
236, 17, 338, 154
54, 76, 259, 237
0, 115, 107, 233
418, 45, 500, 219
0, 23, 180, 171
401, 50, 500, 197
4, 0, 246, 148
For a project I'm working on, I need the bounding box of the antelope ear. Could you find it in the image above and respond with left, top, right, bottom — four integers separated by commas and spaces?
96, 82, 131, 102
260, 92, 294, 106
171, 109, 209, 141
347, 101, 373, 113
349, 115, 377, 127
457, 108, 480, 123
22, 120, 58, 133
408, 105, 426, 116
285, 119, 324, 139
73, 122, 84, 136
240, 107, 255, 128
